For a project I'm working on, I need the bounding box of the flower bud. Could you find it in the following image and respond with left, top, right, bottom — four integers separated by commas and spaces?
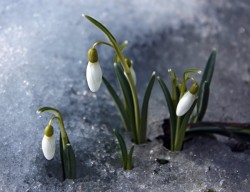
88, 48, 98, 63
176, 82, 199, 116
86, 48, 102, 92
42, 125, 55, 160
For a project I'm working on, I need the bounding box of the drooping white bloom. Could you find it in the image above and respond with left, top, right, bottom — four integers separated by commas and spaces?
86, 61, 102, 92
42, 134, 55, 160
42, 125, 55, 160
176, 91, 196, 116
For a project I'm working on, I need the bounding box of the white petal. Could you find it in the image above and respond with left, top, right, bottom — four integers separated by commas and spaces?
86, 61, 102, 92
42, 135, 55, 160
176, 91, 196, 116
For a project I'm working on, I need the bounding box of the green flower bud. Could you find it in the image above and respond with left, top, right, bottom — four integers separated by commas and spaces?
88, 48, 98, 63
44, 124, 54, 137
189, 82, 199, 95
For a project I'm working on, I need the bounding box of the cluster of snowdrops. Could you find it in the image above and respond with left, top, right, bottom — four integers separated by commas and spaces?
37, 15, 250, 179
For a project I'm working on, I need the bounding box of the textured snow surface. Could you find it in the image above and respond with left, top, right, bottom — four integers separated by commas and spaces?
0, 0, 250, 191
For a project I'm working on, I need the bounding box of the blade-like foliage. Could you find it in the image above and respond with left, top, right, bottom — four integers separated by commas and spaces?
103, 77, 130, 131
127, 145, 135, 170
114, 129, 128, 169
140, 72, 156, 143
175, 101, 197, 150
63, 144, 77, 179
196, 81, 209, 121
195, 50, 216, 122
84, 15, 117, 43
157, 76, 176, 149
114, 63, 135, 132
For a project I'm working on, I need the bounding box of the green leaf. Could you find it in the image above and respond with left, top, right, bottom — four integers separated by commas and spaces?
63, 144, 77, 179
60, 133, 66, 179
140, 72, 156, 143
175, 100, 197, 150
187, 122, 250, 142
196, 81, 210, 121
83, 15, 117, 43
168, 69, 178, 108
157, 76, 176, 150
60, 133, 76, 180
103, 77, 130, 131
194, 50, 216, 122
127, 145, 135, 170
114, 129, 128, 169
201, 50, 216, 86
114, 63, 135, 133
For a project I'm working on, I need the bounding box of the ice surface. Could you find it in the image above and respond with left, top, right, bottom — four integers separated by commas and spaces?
0, 0, 250, 191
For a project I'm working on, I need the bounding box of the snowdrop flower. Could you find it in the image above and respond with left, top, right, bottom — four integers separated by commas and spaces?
176, 82, 199, 116
86, 48, 102, 92
42, 125, 55, 160
124, 59, 136, 85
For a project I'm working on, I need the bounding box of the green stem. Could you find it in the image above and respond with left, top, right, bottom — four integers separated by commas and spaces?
112, 42, 141, 144
37, 107, 69, 149
92, 41, 114, 48
174, 116, 181, 151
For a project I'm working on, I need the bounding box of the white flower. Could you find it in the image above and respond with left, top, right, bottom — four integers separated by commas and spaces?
176, 91, 196, 116
86, 61, 102, 92
42, 134, 55, 160
42, 125, 55, 160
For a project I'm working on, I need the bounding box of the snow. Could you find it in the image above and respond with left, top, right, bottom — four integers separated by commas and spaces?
0, 0, 249, 191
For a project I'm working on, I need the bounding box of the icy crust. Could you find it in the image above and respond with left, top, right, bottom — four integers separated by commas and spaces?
13, 126, 250, 192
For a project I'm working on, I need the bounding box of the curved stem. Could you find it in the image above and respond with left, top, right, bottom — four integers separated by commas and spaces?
107, 39, 141, 143
92, 41, 114, 48
37, 107, 69, 149
114, 45, 141, 143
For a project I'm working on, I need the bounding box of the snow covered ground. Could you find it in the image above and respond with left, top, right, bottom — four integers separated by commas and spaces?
0, 0, 249, 191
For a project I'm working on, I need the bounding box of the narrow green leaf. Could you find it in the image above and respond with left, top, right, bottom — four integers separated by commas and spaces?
196, 81, 210, 121
127, 145, 135, 170
83, 15, 117, 43
187, 126, 250, 142
140, 72, 156, 143
157, 76, 176, 150
114, 63, 135, 133
194, 50, 216, 122
168, 69, 178, 108
60, 133, 66, 180
63, 144, 77, 179
114, 129, 128, 169
103, 77, 130, 131
176, 101, 197, 150
201, 50, 216, 86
